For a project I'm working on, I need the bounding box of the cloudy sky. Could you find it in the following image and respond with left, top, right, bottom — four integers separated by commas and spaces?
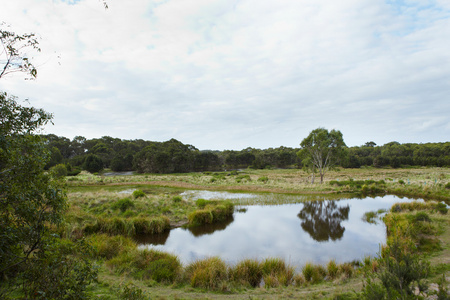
1, 0, 449, 150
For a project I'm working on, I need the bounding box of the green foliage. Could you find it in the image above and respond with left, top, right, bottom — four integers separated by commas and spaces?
196, 198, 208, 208
82, 154, 103, 173
132, 189, 145, 198
112, 198, 135, 212
0, 93, 68, 290
0, 25, 40, 80
50, 163, 68, 178
361, 217, 431, 299
257, 176, 269, 183
412, 211, 431, 222
436, 202, 448, 214
172, 195, 182, 203
19, 238, 98, 300
298, 127, 346, 183
118, 282, 149, 300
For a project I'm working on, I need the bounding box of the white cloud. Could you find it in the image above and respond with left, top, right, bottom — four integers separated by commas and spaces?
0, 0, 449, 149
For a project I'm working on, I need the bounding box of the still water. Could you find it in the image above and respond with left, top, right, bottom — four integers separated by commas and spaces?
138, 193, 421, 268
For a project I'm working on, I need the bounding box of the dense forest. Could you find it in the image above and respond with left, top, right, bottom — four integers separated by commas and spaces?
42, 134, 450, 175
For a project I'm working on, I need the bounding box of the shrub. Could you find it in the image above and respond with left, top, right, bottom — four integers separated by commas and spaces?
118, 282, 148, 300
112, 198, 135, 212
83, 154, 103, 173
50, 163, 68, 178
20, 238, 98, 300
132, 189, 145, 198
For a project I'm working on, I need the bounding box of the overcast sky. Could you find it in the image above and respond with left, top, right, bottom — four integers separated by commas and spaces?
1, 0, 449, 150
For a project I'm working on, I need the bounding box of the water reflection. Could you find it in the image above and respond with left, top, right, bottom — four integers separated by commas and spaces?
139, 194, 422, 268
298, 201, 350, 242
187, 216, 234, 237
134, 231, 170, 245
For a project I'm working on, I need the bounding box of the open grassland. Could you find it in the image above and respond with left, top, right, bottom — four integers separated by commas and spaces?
67, 167, 450, 202
62, 167, 450, 299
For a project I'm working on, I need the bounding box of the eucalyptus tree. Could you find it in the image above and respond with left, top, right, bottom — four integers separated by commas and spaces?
297, 128, 346, 183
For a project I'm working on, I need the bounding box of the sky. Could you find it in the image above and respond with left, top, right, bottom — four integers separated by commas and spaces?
1, 0, 449, 150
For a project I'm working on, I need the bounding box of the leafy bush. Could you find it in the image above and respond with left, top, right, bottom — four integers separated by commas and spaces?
50, 163, 67, 178
118, 282, 148, 300
20, 238, 98, 300
132, 189, 145, 198
82, 154, 103, 173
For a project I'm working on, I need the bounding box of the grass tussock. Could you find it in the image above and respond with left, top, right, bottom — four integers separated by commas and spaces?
229, 259, 263, 288
107, 248, 182, 283
188, 201, 234, 226
83, 216, 170, 236
183, 257, 228, 290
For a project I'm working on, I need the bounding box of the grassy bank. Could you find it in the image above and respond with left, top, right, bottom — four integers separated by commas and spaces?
67, 167, 450, 202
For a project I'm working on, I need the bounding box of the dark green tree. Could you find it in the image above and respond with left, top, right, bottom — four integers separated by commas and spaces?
83, 154, 103, 173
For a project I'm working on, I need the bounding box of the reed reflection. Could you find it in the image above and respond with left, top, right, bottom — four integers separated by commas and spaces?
186, 216, 234, 237
297, 201, 350, 242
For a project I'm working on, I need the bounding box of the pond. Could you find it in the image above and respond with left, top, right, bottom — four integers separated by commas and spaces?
137, 192, 421, 269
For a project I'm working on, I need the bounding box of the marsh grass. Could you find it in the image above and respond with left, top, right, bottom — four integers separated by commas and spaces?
184, 257, 228, 290
188, 201, 234, 226
261, 257, 295, 287
83, 216, 170, 236
87, 233, 137, 259
229, 259, 262, 288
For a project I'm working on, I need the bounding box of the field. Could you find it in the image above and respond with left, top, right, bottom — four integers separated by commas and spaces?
64, 167, 450, 299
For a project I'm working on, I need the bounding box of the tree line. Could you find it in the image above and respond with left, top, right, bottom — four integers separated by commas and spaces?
42, 134, 449, 175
